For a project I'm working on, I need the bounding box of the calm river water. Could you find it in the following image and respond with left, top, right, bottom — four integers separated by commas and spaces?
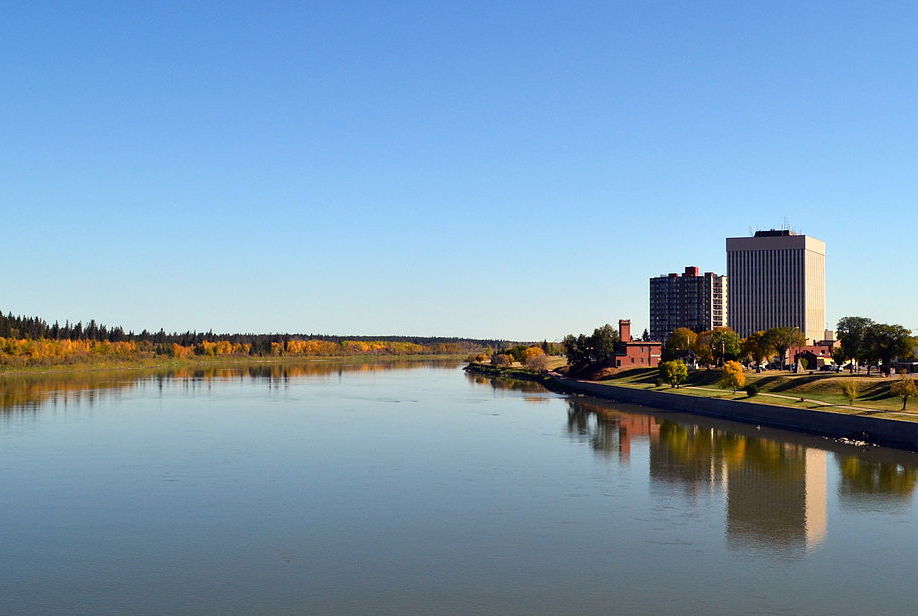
1, 361, 916, 615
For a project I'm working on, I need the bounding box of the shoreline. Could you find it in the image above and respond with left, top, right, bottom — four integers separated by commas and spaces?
466, 363, 918, 452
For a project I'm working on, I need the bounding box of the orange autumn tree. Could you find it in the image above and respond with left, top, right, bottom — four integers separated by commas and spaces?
523, 346, 548, 371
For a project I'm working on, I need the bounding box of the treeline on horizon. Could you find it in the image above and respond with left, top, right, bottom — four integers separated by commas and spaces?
0, 310, 510, 366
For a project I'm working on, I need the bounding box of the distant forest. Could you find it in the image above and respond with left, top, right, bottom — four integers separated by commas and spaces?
0, 310, 512, 365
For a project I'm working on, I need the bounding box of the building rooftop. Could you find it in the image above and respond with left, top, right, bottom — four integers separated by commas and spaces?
654, 266, 723, 278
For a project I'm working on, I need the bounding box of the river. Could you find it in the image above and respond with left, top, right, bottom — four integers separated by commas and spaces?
1, 361, 916, 615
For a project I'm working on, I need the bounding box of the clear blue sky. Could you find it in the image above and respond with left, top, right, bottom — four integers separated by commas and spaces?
3, 1, 917, 340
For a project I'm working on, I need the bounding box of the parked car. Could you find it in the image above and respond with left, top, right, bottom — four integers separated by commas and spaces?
819, 364, 841, 372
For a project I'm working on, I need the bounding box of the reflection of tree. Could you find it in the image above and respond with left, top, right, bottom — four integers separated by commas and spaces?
0, 371, 138, 413
566, 402, 621, 457
464, 372, 548, 394
651, 422, 726, 492
837, 456, 917, 505
0, 360, 459, 412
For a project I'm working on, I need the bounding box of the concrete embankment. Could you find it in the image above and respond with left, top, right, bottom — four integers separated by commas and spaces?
465, 364, 918, 452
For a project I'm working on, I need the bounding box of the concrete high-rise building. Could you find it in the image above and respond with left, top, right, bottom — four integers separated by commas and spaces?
649, 266, 727, 342
726, 230, 826, 342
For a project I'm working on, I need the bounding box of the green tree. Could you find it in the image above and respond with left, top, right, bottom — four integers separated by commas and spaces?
503, 345, 529, 363
864, 323, 913, 376
666, 328, 697, 359
659, 359, 688, 388
562, 324, 620, 374
890, 376, 918, 410
720, 360, 746, 394
831, 345, 847, 369
710, 327, 741, 366
839, 380, 859, 406
692, 331, 715, 368
836, 316, 876, 373
741, 331, 774, 366
763, 327, 806, 369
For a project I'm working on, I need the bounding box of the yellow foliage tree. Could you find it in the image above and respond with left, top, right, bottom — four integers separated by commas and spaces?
890, 376, 918, 411
720, 360, 746, 394
171, 343, 194, 359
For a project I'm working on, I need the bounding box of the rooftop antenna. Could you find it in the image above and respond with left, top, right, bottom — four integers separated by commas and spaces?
782, 216, 789, 231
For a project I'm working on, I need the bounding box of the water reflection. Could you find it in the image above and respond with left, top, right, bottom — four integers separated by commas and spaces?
0, 359, 461, 413
465, 372, 549, 395
837, 456, 917, 509
463, 375, 918, 556
724, 443, 827, 551
559, 395, 918, 553
566, 399, 659, 461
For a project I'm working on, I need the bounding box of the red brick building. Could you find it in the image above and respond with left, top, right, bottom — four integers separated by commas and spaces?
788, 338, 840, 369
613, 319, 663, 369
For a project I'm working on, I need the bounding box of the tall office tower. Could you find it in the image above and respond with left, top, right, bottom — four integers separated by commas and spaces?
726, 230, 826, 342
649, 266, 727, 341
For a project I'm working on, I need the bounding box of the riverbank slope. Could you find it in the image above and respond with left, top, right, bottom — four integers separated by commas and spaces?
466, 363, 918, 451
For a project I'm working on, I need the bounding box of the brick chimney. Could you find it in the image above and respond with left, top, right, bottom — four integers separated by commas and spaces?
619, 319, 632, 342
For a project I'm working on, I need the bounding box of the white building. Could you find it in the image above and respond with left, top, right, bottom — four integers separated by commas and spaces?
726, 230, 826, 342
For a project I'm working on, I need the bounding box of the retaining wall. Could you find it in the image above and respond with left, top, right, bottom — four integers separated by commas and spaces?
548, 376, 918, 452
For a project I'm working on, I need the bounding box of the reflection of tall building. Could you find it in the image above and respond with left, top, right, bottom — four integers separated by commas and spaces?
804, 449, 828, 548
724, 444, 826, 550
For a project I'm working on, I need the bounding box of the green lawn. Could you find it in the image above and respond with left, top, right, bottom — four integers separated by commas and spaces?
587, 367, 918, 421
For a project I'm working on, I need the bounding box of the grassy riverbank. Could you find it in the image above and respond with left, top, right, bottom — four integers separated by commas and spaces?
588, 367, 918, 421
467, 362, 918, 422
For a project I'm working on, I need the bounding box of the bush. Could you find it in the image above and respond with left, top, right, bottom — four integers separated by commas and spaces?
744, 383, 759, 397
654, 377, 664, 387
